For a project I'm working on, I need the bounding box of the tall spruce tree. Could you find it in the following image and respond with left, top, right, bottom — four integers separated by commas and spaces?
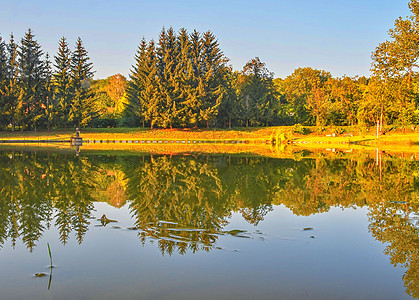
0, 36, 6, 90
189, 30, 203, 127
18, 29, 46, 131
156, 27, 179, 128
70, 37, 94, 127
127, 27, 231, 129
199, 31, 227, 128
3, 34, 19, 130
43, 53, 53, 130
175, 28, 196, 127
0, 36, 7, 128
126, 38, 148, 127
53, 37, 72, 130
141, 40, 160, 128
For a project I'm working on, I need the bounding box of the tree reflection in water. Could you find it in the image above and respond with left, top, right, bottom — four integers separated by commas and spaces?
0, 150, 418, 295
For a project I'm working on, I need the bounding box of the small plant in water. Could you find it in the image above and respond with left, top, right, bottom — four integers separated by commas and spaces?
34, 243, 53, 278
47, 242, 53, 268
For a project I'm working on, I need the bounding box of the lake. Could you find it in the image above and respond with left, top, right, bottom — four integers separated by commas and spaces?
0, 148, 418, 299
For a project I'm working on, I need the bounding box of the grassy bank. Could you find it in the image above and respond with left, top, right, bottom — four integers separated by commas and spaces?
0, 127, 274, 142
1, 126, 419, 151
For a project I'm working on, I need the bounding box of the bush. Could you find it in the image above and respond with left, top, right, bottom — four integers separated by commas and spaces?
292, 124, 310, 135
331, 126, 344, 135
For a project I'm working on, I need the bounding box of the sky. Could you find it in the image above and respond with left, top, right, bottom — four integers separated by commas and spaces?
0, 0, 411, 79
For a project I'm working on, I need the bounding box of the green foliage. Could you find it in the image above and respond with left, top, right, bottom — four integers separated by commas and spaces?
18, 29, 49, 130
238, 57, 275, 127
370, 0, 419, 129
47, 242, 53, 267
69, 37, 95, 128
53, 37, 72, 130
126, 27, 230, 129
2, 17, 419, 130
292, 123, 310, 135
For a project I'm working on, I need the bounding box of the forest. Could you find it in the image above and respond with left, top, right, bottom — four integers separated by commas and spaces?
1, 0, 419, 131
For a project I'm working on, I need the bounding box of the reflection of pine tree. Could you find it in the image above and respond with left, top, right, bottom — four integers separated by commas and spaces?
9, 153, 51, 251
126, 155, 231, 255
52, 157, 95, 244
0, 151, 98, 250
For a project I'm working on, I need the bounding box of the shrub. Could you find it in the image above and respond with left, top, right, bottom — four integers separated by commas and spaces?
292, 124, 310, 135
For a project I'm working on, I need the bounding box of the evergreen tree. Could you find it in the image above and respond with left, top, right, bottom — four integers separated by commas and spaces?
0, 35, 7, 128
18, 29, 46, 130
198, 31, 227, 128
53, 37, 72, 130
141, 40, 160, 128
189, 30, 204, 127
43, 53, 53, 130
175, 28, 196, 127
69, 37, 94, 127
156, 27, 179, 128
3, 34, 19, 131
125, 38, 147, 127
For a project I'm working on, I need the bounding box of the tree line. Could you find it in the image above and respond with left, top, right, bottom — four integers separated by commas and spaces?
0, 29, 93, 131
2, 1, 419, 131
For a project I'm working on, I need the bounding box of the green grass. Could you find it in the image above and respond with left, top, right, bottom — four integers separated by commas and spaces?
47, 242, 53, 268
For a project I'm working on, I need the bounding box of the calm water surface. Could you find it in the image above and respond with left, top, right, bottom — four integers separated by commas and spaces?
0, 149, 418, 299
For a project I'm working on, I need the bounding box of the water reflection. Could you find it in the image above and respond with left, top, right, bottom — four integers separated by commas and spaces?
0, 150, 418, 296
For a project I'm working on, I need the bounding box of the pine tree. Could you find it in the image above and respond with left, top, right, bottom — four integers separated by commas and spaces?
156, 27, 179, 128
125, 38, 147, 127
141, 40, 159, 128
53, 37, 72, 130
0, 36, 6, 89
70, 37, 94, 127
175, 28, 196, 127
18, 29, 46, 131
0, 35, 7, 128
127, 27, 231, 129
43, 53, 53, 130
199, 31, 228, 128
188, 30, 203, 127
3, 34, 19, 131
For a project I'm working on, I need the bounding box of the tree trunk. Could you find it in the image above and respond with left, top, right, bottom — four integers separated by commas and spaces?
380, 105, 383, 134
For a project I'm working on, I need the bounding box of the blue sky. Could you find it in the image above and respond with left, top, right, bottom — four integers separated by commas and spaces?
0, 0, 411, 79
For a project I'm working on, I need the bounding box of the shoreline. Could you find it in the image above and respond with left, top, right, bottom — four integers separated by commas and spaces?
0, 127, 418, 153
